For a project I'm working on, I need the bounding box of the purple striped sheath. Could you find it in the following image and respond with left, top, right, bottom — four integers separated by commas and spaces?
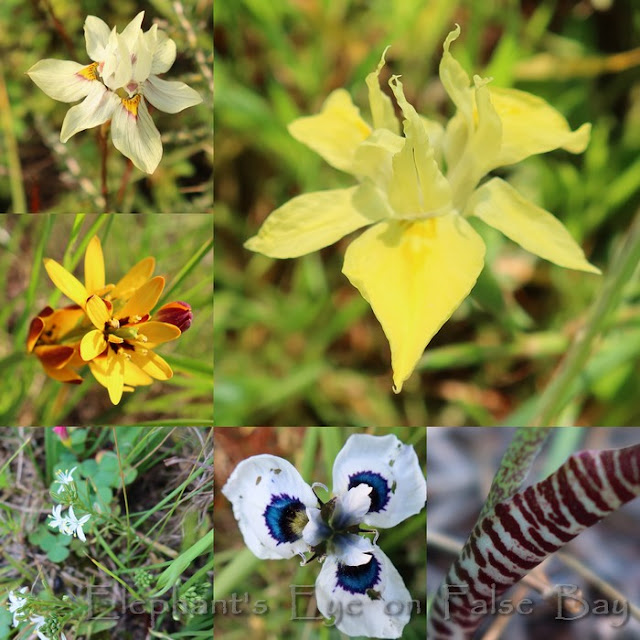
427, 444, 640, 639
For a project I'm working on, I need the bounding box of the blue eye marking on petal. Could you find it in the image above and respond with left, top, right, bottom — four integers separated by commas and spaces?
348, 471, 390, 513
263, 493, 305, 544
336, 554, 381, 594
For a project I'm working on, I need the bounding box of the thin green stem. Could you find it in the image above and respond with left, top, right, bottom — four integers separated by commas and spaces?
0, 61, 26, 212
531, 209, 640, 426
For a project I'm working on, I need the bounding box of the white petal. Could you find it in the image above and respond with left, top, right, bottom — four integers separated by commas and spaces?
27, 59, 95, 103
332, 484, 372, 529
332, 434, 426, 529
146, 26, 176, 74
84, 16, 111, 61
121, 11, 145, 45
101, 30, 133, 91
142, 75, 202, 113
131, 32, 153, 83
302, 507, 331, 547
60, 82, 119, 142
331, 533, 375, 565
76, 526, 86, 542
222, 454, 318, 560
111, 97, 162, 173
315, 547, 413, 639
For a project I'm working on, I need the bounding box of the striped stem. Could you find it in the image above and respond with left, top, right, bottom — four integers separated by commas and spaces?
428, 444, 640, 639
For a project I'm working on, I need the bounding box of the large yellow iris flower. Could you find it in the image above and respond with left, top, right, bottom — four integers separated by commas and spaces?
245, 26, 600, 392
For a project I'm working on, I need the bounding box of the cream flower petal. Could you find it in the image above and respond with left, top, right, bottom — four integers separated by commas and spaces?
244, 186, 383, 258
147, 25, 177, 74
343, 214, 485, 392
26, 59, 96, 103
84, 15, 111, 61
60, 81, 119, 142
111, 97, 162, 173
120, 11, 145, 45
468, 177, 601, 274
142, 75, 202, 113
288, 89, 372, 173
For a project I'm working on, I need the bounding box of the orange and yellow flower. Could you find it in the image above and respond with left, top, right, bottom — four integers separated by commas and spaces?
28, 235, 191, 405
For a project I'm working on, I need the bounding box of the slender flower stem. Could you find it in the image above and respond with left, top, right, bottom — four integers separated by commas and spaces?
98, 122, 110, 212
116, 158, 134, 210
531, 208, 640, 426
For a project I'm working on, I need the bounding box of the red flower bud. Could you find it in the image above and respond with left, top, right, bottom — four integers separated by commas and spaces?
155, 301, 193, 333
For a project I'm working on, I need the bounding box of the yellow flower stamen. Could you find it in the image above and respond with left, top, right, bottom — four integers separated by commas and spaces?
122, 95, 142, 117
78, 62, 99, 81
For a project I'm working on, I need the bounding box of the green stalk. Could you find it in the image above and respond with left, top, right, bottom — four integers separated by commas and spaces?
531, 209, 640, 426
0, 61, 26, 212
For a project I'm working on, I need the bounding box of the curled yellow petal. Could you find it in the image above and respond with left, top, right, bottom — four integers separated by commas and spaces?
468, 177, 601, 274
130, 350, 173, 381
80, 329, 108, 361
86, 295, 112, 330
343, 214, 485, 392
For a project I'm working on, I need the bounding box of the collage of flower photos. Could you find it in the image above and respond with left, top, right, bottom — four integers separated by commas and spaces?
3, 2, 640, 640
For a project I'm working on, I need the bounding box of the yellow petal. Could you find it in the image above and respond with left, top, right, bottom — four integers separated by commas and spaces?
365, 47, 400, 134
118, 276, 165, 320
130, 350, 173, 380
244, 187, 382, 258
111, 256, 155, 300
123, 359, 154, 386
468, 178, 601, 274
84, 235, 105, 293
106, 352, 125, 405
488, 86, 591, 167
288, 89, 371, 173
86, 295, 112, 329
42, 364, 83, 384
80, 329, 108, 361
342, 214, 485, 392
387, 75, 452, 217
139, 321, 181, 345
44, 258, 88, 307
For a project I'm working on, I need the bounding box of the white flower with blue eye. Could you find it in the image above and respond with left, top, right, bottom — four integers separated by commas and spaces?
222, 433, 426, 639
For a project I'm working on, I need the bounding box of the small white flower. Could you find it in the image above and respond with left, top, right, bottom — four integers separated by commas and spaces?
54, 467, 77, 486
48, 504, 73, 535
66, 505, 91, 542
7, 587, 28, 627
30, 614, 50, 640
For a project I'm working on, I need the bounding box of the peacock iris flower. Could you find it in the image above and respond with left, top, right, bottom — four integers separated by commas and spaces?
245, 26, 600, 392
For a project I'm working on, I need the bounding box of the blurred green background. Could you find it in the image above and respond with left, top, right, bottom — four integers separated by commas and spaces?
215, 0, 640, 427
0, 213, 213, 425
214, 426, 426, 640
0, 0, 213, 213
